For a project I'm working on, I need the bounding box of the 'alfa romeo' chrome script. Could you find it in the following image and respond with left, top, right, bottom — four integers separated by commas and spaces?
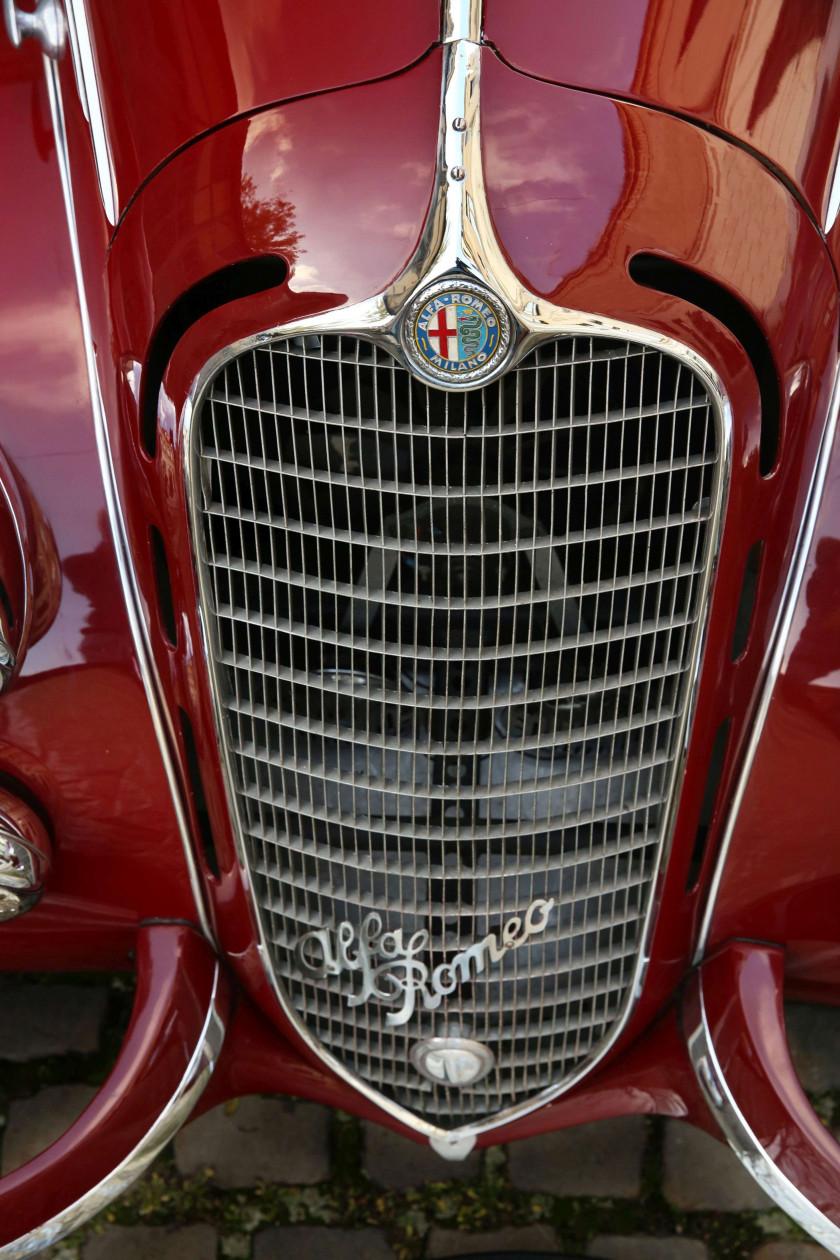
295, 899, 555, 1027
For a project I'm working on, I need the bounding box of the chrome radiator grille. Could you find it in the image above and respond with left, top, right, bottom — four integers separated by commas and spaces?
191, 331, 721, 1129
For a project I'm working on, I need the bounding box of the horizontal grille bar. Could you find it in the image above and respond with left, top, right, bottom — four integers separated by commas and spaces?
232, 742, 672, 802
220, 654, 689, 710
247, 830, 658, 879
236, 785, 667, 838
207, 387, 708, 438
205, 502, 711, 555
203, 444, 716, 498
208, 555, 706, 611
229, 694, 684, 757
218, 605, 699, 667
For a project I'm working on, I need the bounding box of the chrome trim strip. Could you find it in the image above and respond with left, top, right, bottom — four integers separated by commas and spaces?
42, 54, 216, 945
694, 359, 840, 964
181, 32, 733, 1147
0, 962, 226, 1259
62, 0, 117, 225
825, 129, 840, 234
687, 972, 840, 1257
442, 0, 482, 44
825, 167, 840, 235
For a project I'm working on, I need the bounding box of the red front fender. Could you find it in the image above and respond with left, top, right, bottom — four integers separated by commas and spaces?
685, 942, 840, 1253
0, 923, 229, 1257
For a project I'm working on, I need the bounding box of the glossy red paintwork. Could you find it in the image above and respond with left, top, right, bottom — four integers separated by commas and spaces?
689, 943, 840, 1221
197, 993, 716, 1148
106, 50, 443, 371
706, 394, 840, 977
0, 925, 228, 1244
486, 0, 840, 228
4, 0, 840, 1191
0, 40, 203, 968
82, 0, 440, 217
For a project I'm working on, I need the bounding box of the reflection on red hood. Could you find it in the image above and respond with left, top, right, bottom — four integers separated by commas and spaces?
83, 0, 440, 213
485, 0, 840, 223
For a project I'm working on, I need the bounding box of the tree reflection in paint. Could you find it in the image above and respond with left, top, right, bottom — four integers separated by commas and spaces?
241, 173, 303, 260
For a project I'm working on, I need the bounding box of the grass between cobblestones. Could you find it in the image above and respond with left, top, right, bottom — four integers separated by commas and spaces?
63, 1112, 795, 1258
0, 974, 820, 1259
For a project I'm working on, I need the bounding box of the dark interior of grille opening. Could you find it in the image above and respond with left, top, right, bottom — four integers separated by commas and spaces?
196, 332, 719, 1127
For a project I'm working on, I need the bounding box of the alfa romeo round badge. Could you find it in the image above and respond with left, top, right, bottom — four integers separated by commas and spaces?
401, 278, 512, 386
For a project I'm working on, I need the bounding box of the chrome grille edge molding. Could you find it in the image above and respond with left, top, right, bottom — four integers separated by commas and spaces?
190, 328, 726, 1136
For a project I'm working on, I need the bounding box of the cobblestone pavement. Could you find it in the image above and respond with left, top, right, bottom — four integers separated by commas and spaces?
1, 976, 838, 1260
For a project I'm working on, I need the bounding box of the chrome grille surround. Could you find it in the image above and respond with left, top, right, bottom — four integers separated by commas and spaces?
186, 316, 729, 1139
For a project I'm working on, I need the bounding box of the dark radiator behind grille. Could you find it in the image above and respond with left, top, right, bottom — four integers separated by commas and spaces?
191, 332, 721, 1129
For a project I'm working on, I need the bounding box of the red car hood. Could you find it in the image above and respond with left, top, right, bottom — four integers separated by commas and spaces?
82, 0, 440, 216
484, 0, 840, 224
86, 0, 840, 233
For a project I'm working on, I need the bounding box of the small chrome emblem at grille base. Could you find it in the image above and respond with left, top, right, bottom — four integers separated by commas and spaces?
401, 278, 513, 387
295, 899, 555, 1027
411, 1038, 496, 1087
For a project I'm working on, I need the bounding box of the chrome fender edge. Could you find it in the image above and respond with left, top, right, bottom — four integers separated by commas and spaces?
685, 942, 840, 1257
0, 924, 229, 1258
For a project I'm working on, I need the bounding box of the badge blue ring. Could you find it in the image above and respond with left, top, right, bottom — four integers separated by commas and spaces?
401, 278, 513, 387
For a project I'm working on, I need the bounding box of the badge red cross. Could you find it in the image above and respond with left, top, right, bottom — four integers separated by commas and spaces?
428, 305, 459, 359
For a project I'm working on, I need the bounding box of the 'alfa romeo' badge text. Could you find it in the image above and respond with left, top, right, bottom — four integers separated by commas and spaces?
401, 278, 512, 387
295, 898, 555, 1027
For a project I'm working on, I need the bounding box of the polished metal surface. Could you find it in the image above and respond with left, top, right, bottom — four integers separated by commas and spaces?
442, 0, 482, 45
687, 974, 840, 1257
0, 834, 38, 889
0, 631, 15, 688
411, 1037, 496, 1086
295, 898, 556, 1028
0, 963, 226, 1259
42, 55, 217, 944
63, 0, 117, 225
694, 360, 840, 963
190, 324, 725, 1133
3, 0, 65, 58
0, 889, 23, 922
826, 139, 840, 233
0, 821, 49, 918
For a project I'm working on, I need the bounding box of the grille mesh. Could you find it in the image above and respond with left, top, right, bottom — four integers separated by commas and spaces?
192, 332, 720, 1128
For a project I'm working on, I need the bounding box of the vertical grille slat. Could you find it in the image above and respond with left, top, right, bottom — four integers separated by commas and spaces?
191, 332, 722, 1130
